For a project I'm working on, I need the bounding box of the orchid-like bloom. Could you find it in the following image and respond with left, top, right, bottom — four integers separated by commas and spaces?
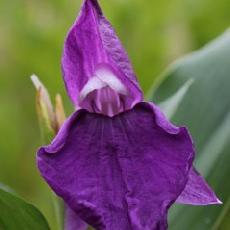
37, 0, 221, 229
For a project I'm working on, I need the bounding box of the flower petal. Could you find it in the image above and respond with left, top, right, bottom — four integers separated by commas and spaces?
176, 167, 222, 205
65, 206, 88, 230
62, 0, 143, 108
145, 103, 221, 206
37, 102, 194, 229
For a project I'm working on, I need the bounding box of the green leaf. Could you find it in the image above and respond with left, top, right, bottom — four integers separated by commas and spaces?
0, 188, 50, 230
151, 29, 230, 229
157, 79, 194, 119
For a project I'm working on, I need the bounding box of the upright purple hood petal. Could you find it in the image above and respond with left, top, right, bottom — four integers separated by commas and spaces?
37, 102, 194, 230
62, 0, 143, 111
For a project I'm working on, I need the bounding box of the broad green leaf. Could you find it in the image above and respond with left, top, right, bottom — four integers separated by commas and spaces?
0, 188, 50, 230
151, 29, 230, 229
157, 79, 194, 119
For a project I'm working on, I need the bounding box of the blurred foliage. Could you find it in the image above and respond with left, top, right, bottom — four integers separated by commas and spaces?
0, 0, 229, 229
0, 188, 50, 230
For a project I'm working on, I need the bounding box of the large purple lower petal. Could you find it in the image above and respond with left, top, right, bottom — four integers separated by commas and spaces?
176, 167, 222, 205
37, 102, 194, 230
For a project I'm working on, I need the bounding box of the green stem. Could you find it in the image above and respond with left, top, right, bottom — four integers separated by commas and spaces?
52, 193, 64, 230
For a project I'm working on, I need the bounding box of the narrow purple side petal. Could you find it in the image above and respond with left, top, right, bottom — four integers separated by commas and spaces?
176, 167, 222, 205
145, 103, 221, 206
65, 206, 88, 230
62, 0, 143, 108
37, 102, 194, 229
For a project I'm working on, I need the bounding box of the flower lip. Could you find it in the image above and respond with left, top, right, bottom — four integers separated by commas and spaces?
37, 101, 195, 229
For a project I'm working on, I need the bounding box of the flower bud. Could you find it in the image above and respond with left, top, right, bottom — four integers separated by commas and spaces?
31, 74, 56, 143
55, 94, 66, 131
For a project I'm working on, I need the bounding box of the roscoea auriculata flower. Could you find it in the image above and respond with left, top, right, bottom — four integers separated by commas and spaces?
37, 0, 221, 229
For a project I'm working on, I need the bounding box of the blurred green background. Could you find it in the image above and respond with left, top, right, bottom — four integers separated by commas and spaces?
0, 0, 229, 229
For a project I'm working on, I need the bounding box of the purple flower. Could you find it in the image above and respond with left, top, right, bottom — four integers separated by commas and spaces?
37, 0, 221, 229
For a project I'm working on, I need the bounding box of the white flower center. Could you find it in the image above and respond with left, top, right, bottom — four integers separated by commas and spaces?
79, 67, 128, 117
